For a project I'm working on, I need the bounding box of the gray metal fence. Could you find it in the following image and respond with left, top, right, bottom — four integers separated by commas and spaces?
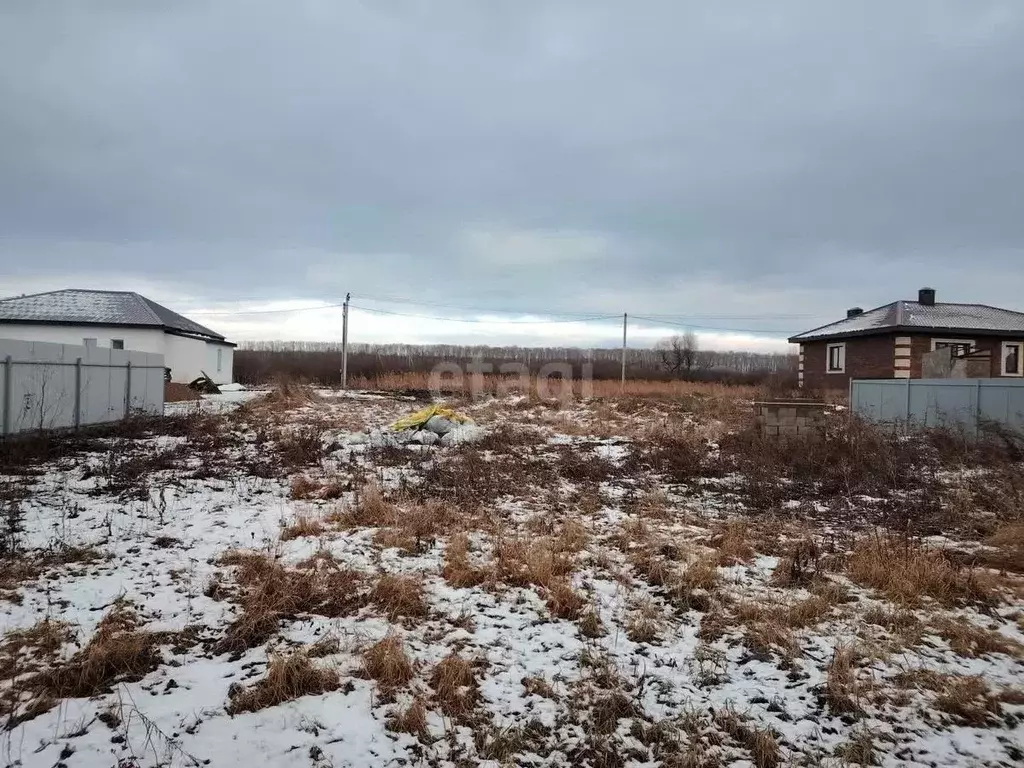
1, 338, 165, 436
850, 378, 1024, 434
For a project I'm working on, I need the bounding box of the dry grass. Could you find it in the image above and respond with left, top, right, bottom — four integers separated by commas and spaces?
290, 475, 347, 501
227, 650, 339, 713
712, 521, 755, 566
522, 675, 558, 699
847, 534, 997, 606
362, 633, 415, 689
861, 605, 924, 648
429, 652, 480, 720
215, 550, 368, 654
22, 602, 163, 713
495, 536, 575, 590
350, 371, 761, 401
387, 696, 429, 739
714, 706, 781, 768
930, 616, 1024, 658
370, 574, 428, 621
669, 555, 720, 610
442, 533, 492, 588
280, 514, 326, 541
825, 644, 865, 715
578, 605, 606, 638
769, 538, 821, 587
546, 580, 587, 620
626, 599, 663, 644
894, 671, 1006, 727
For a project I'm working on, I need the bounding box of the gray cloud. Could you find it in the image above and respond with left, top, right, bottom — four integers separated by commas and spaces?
1, 1, 1022, 343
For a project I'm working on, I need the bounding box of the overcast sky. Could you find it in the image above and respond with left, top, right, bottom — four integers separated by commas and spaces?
2, 1, 1022, 351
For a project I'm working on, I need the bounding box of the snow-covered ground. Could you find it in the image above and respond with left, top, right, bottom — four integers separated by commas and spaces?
2, 389, 1022, 767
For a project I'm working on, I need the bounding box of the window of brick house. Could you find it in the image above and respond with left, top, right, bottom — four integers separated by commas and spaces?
826, 342, 845, 373
932, 339, 974, 357
1003, 342, 1023, 376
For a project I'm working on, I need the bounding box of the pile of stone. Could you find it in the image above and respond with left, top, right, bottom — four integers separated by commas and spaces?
344, 404, 486, 448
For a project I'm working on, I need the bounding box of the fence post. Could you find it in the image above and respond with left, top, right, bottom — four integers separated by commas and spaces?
124, 360, 132, 419
1, 356, 10, 436
905, 375, 912, 429
74, 357, 82, 429
975, 378, 982, 436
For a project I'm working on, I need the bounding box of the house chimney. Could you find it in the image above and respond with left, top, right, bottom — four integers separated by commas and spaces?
918, 287, 936, 306
847, 307, 864, 318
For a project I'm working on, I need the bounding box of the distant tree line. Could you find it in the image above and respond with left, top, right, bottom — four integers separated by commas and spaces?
234, 339, 797, 386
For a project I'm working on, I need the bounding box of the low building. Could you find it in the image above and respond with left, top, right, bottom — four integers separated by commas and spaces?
789, 288, 1024, 390
0, 289, 235, 384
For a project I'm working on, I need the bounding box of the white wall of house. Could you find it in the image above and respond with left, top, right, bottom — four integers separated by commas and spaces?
204, 342, 234, 385
0, 323, 165, 354
1, 323, 234, 385
163, 334, 209, 384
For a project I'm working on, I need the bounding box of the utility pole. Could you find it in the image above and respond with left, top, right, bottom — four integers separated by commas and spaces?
341, 292, 350, 389
620, 312, 627, 391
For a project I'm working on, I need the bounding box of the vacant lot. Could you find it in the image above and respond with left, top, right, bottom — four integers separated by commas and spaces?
1, 384, 1022, 767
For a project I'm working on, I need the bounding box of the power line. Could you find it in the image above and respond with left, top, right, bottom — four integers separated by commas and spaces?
349, 304, 621, 325
631, 314, 795, 336
354, 292, 816, 320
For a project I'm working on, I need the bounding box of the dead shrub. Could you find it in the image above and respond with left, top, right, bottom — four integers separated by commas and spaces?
770, 538, 821, 587
371, 574, 428, 621
362, 633, 415, 689
430, 652, 480, 720
227, 651, 339, 713
280, 514, 326, 541
847, 533, 997, 606
276, 424, 325, 469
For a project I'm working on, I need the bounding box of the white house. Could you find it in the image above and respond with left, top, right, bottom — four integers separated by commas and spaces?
0, 289, 235, 385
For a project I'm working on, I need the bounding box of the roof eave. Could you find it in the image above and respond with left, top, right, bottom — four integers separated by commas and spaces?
790, 325, 1024, 343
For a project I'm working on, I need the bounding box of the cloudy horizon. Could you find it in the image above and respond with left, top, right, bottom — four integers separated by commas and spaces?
2, 2, 1022, 351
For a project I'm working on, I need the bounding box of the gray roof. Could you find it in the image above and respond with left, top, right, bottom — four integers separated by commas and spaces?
0, 289, 226, 341
790, 300, 1024, 342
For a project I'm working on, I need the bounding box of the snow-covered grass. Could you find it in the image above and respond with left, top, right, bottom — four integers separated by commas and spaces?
1, 385, 1023, 767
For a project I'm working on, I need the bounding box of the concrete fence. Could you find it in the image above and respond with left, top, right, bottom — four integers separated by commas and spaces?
851, 378, 1024, 434
1, 338, 165, 436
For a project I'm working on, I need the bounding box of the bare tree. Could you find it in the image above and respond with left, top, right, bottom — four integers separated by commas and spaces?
657, 332, 702, 379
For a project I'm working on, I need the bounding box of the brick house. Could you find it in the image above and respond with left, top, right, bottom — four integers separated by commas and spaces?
789, 288, 1024, 390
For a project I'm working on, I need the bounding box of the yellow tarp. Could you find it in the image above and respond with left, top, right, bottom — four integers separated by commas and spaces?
391, 404, 474, 432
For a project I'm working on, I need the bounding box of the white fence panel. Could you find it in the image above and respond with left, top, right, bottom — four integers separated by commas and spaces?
0, 338, 165, 435
851, 378, 1024, 434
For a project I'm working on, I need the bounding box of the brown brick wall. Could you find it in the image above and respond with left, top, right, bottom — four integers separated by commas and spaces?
801, 335, 896, 391
800, 333, 1024, 389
